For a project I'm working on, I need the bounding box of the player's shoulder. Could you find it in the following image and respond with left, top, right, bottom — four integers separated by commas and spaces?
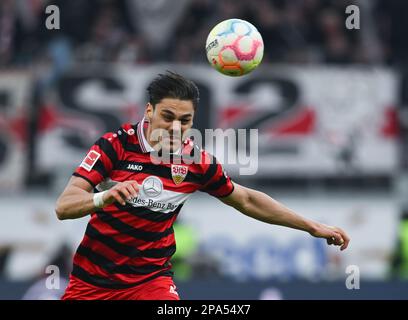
181, 138, 217, 170
112, 123, 137, 137
99, 122, 139, 145
181, 138, 203, 157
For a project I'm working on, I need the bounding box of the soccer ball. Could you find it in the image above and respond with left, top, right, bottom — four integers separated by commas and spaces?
205, 19, 264, 77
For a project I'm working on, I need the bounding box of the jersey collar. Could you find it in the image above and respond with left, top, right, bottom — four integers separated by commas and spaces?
137, 117, 155, 153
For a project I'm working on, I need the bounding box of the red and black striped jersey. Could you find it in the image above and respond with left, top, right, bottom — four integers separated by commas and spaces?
71, 119, 234, 288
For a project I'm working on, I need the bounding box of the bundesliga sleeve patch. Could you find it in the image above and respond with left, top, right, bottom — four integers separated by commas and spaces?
80, 150, 101, 172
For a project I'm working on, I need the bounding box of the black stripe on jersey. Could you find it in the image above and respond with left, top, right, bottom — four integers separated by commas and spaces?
86, 223, 176, 259
115, 161, 168, 176
113, 203, 182, 222
72, 172, 96, 187
201, 162, 218, 186
115, 161, 203, 185
219, 182, 235, 198
115, 127, 144, 154
95, 212, 174, 242
185, 170, 203, 184
205, 174, 228, 192
117, 128, 129, 146
125, 143, 144, 153
92, 159, 109, 178
76, 244, 169, 275
95, 137, 119, 165
72, 264, 173, 289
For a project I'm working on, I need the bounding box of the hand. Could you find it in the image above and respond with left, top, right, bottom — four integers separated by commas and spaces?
102, 180, 140, 206
309, 223, 350, 251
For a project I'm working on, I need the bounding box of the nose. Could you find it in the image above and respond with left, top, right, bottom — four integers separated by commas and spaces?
171, 120, 181, 133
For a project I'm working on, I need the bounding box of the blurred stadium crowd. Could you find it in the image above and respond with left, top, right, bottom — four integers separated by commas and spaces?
0, 0, 406, 67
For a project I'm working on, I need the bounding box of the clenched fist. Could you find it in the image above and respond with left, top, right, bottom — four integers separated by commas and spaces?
102, 180, 141, 206
309, 223, 350, 251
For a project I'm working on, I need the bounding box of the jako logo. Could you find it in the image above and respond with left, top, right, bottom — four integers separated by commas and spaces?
127, 164, 143, 171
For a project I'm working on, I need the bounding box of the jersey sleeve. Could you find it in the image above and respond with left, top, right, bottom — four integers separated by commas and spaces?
200, 153, 234, 198
73, 132, 122, 187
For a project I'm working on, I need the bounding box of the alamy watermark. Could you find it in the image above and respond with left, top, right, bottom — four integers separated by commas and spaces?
45, 5, 60, 30
345, 265, 360, 290
345, 5, 360, 30
143, 126, 259, 175
45, 265, 60, 290
45, 4, 360, 31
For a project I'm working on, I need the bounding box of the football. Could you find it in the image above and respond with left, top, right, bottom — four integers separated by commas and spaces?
205, 19, 264, 77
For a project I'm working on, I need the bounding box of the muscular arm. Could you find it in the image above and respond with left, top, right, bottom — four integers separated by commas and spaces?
55, 176, 95, 220
220, 183, 350, 250
55, 176, 139, 220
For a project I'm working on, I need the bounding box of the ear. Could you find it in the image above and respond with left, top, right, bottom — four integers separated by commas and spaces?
145, 103, 154, 121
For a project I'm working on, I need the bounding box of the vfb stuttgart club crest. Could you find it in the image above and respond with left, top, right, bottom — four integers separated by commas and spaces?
171, 165, 188, 185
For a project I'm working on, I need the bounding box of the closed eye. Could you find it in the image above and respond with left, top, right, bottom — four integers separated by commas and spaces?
162, 114, 174, 122
180, 118, 191, 125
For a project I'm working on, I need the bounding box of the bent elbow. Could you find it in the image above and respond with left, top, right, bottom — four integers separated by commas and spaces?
55, 201, 67, 220
55, 208, 65, 220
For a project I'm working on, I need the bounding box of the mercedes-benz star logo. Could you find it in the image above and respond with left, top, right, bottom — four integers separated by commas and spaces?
142, 176, 163, 198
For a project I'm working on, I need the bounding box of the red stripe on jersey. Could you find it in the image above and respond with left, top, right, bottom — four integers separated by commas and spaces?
113, 210, 178, 233
205, 162, 223, 186
101, 131, 125, 156
100, 203, 178, 232
89, 218, 176, 250
201, 162, 234, 197
97, 148, 114, 174
74, 252, 163, 284
123, 152, 151, 163
74, 251, 117, 281
81, 235, 170, 268
212, 181, 234, 197
75, 167, 105, 187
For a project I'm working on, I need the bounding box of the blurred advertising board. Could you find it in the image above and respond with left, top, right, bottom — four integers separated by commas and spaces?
182, 192, 399, 281
0, 192, 398, 281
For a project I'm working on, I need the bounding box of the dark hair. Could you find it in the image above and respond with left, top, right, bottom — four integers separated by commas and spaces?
147, 71, 200, 109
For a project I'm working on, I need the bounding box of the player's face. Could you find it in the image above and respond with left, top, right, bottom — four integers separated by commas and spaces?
146, 98, 194, 153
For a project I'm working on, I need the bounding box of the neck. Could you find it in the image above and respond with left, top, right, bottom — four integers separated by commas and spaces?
144, 123, 154, 149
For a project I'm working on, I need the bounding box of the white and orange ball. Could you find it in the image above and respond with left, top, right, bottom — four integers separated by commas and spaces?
206, 19, 264, 77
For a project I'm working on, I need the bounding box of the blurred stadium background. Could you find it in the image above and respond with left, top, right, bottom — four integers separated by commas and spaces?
1, 0, 408, 299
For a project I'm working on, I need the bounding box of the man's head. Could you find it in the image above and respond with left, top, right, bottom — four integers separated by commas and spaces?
145, 71, 199, 153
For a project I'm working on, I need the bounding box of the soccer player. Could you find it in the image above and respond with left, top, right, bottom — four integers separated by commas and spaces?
56, 71, 350, 300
